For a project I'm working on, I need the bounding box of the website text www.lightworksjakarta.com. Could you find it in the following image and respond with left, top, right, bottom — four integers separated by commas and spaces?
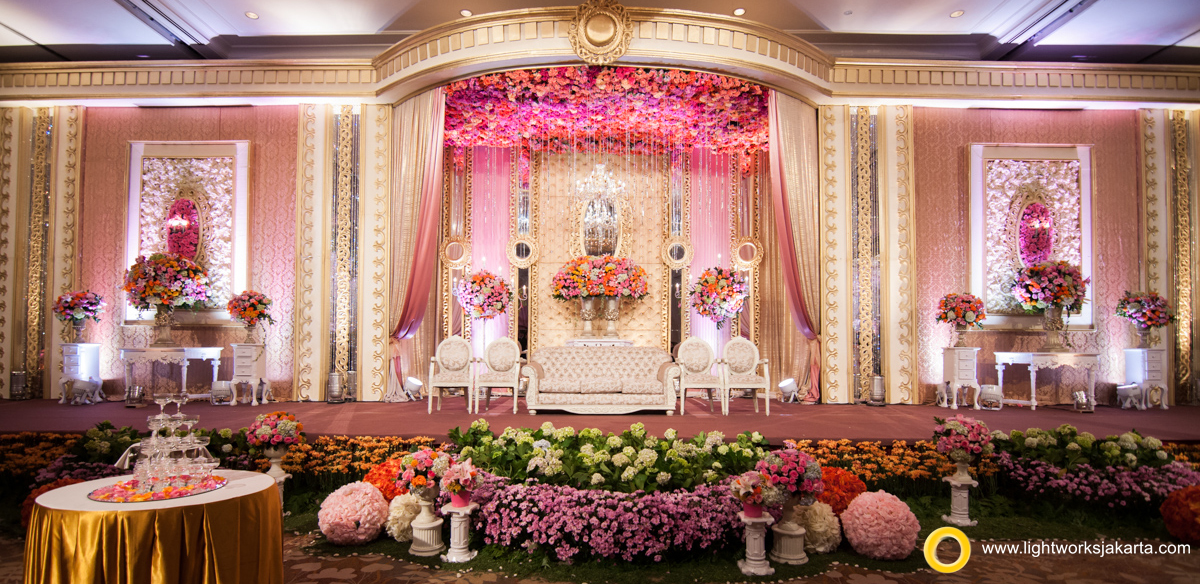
979, 540, 1191, 558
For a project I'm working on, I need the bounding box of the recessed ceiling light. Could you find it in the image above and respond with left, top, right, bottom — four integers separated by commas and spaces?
244, 11, 259, 20
949, 10, 965, 18
733, 8, 745, 16
460, 9, 472, 17
844, 10, 853, 16
136, 54, 150, 58
1071, 55, 1089, 59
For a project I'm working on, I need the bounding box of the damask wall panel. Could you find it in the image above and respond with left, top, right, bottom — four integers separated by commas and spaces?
78, 106, 298, 398
535, 153, 667, 349
913, 108, 1139, 405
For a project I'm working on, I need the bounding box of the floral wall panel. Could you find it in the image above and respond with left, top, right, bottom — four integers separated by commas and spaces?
913, 108, 1139, 405
79, 106, 298, 397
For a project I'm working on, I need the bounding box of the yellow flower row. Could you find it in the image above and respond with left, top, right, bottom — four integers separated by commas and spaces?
0, 432, 79, 476
786, 438, 999, 483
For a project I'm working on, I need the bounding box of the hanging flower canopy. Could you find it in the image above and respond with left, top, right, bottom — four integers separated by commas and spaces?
443, 66, 769, 157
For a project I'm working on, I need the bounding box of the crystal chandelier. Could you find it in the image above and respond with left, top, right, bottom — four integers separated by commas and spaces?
576, 164, 627, 256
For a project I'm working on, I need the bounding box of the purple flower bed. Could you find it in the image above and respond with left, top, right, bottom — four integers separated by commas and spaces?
476, 480, 744, 562
32, 455, 123, 488
997, 451, 1200, 509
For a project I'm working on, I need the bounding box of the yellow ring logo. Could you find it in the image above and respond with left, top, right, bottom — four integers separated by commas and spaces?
924, 527, 971, 573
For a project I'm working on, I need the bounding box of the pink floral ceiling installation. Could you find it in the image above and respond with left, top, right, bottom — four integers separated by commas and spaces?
443, 66, 769, 158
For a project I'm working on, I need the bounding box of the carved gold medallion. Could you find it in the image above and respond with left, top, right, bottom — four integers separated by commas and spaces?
569, 0, 633, 65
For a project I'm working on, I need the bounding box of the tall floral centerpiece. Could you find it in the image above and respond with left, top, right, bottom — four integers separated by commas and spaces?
936, 293, 985, 348
1115, 291, 1174, 348
553, 256, 600, 337
247, 411, 305, 479
123, 253, 211, 347
1011, 260, 1088, 352
394, 448, 453, 557
595, 255, 648, 337
454, 270, 513, 321
934, 415, 993, 527
689, 267, 749, 330
227, 290, 274, 344
52, 290, 105, 343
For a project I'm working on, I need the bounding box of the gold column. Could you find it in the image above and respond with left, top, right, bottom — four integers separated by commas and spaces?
1171, 111, 1193, 395
853, 106, 874, 401
333, 106, 354, 378
0, 109, 18, 397
24, 108, 50, 396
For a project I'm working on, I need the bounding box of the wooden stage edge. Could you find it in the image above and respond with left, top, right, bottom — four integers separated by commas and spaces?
1, 398, 1198, 444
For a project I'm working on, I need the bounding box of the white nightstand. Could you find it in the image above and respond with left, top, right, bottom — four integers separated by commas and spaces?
1124, 348, 1169, 410
941, 347, 981, 410
231, 343, 269, 406
59, 343, 101, 404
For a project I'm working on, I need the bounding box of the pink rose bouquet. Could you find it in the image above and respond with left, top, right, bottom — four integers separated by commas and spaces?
841, 490, 920, 560
595, 256, 649, 299
53, 290, 105, 323
1115, 291, 1174, 329
755, 448, 824, 505
689, 267, 748, 329
318, 482, 390, 545
935, 293, 985, 328
1011, 260, 1089, 312
441, 458, 478, 494
166, 198, 200, 259
395, 447, 451, 498
552, 256, 595, 300
934, 415, 994, 463
454, 269, 512, 320
226, 290, 275, 326
246, 411, 305, 447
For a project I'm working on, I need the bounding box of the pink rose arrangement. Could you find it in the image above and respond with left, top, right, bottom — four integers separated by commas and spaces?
123, 253, 211, 310
454, 269, 512, 320
246, 411, 305, 447
841, 490, 921, 560
441, 458, 478, 494
689, 267, 748, 329
1115, 291, 1174, 329
1011, 260, 1089, 312
1018, 203, 1054, 265
165, 198, 200, 259
552, 255, 648, 300
934, 415, 994, 464
318, 481, 390, 545
935, 293, 985, 328
395, 447, 451, 498
226, 290, 275, 326
87, 475, 227, 503
730, 470, 771, 505
443, 66, 768, 171
52, 290, 105, 323
755, 448, 824, 505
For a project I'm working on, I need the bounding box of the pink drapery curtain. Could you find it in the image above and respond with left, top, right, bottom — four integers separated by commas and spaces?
689, 148, 732, 358
469, 146, 512, 356
768, 90, 822, 402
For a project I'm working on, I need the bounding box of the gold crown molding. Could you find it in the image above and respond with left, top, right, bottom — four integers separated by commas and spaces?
820, 105, 843, 404
1171, 110, 1193, 395
333, 106, 354, 379
0, 108, 13, 395
358, 104, 391, 401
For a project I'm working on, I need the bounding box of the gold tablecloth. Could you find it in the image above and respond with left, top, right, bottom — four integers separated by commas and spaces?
24, 470, 282, 584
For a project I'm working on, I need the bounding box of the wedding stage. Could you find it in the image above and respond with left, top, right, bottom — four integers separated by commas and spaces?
2, 399, 1197, 443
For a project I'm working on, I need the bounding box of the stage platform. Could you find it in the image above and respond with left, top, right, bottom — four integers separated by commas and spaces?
1, 396, 1198, 443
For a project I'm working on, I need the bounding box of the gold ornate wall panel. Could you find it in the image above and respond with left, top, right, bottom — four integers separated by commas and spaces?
356, 104, 392, 402
877, 105, 917, 404
1171, 110, 1194, 398
535, 153, 668, 350
851, 106, 875, 402
0, 108, 21, 397
45, 106, 81, 399
1140, 110, 1173, 357
293, 104, 334, 401
819, 105, 853, 404
333, 105, 355, 380
24, 108, 50, 397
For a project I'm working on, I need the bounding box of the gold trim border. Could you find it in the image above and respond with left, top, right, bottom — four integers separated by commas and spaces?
1171, 110, 1193, 395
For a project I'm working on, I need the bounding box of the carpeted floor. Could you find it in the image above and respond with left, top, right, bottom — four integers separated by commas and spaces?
0, 532, 1196, 584
1, 397, 1197, 443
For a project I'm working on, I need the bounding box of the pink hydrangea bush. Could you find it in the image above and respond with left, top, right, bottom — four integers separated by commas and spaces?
841, 490, 920, 560
318, 482, 390, 545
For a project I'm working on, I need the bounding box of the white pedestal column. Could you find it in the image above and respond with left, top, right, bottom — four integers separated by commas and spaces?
440, 502, 479, 563
942, 463, 978, 527
409, 500, 446, 556
770, 502, 809, 564
737, 512, 776, 576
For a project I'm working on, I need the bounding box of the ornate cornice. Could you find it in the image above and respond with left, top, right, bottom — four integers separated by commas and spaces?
1, 8, 1197, 106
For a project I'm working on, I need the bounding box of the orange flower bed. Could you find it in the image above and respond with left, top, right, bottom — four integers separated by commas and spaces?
817, 467, 866, 515
363, 458, 405, 501
785, 438, 999, 485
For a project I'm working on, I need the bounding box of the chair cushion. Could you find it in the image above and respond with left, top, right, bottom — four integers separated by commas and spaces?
727, 373, 767, 386
431, 370, 471, 384
540, 379, 580, 394
621, 379, 662, 395
682, 372, 721, 385
477, 371, 516, 385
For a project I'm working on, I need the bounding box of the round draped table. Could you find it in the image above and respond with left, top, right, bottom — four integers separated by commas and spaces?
24, 470, 282, 584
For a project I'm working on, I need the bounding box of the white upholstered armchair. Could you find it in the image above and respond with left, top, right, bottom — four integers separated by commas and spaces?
474, 337, 522, 414
427, 336, 474, 414
676, 337, 722, 415
722, 337, 770, 415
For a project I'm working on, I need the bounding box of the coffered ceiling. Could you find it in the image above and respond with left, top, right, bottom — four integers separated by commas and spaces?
1, 0, 1197, 64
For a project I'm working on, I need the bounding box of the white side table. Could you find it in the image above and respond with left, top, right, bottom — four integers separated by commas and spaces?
1124, 348, 1170, 410
231, 343, 269, 406
59, 343, 102, 404
994, 352, 1099, 411
119, 347, 222, 400
941, 347, 981, 410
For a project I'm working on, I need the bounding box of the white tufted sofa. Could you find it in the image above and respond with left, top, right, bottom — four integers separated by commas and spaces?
522, 346, 679, 415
